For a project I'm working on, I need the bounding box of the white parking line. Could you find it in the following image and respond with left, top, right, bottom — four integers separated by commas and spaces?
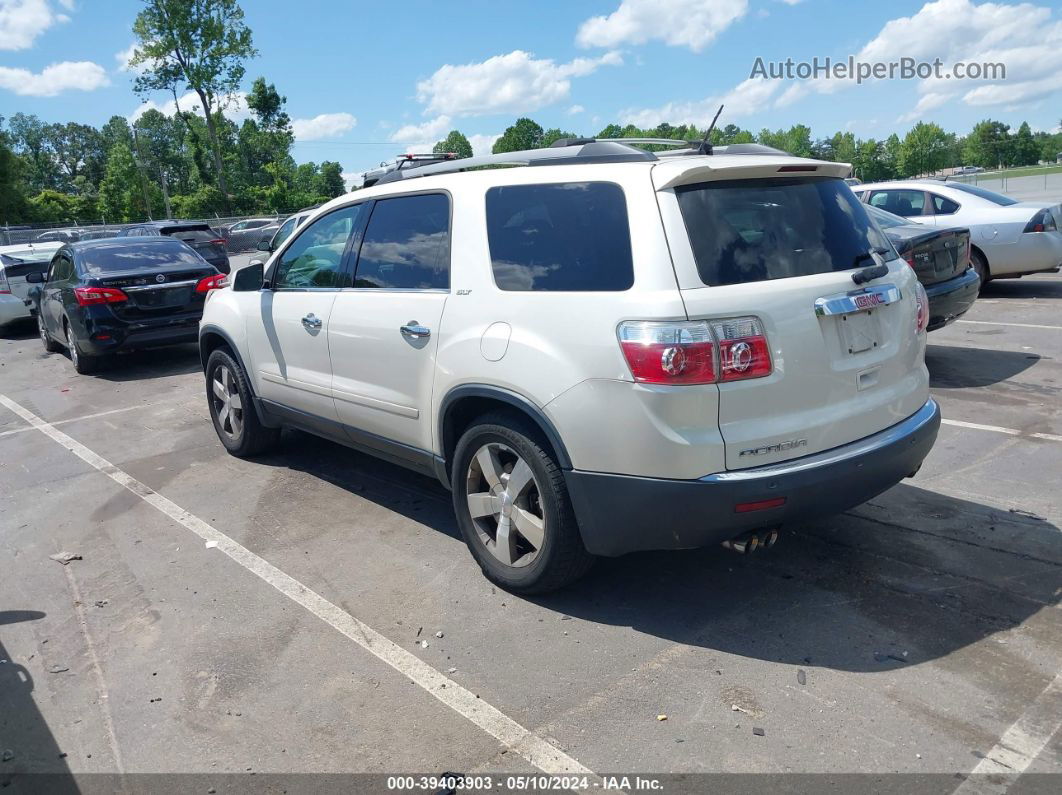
941, 418, 1062, 444
0, 404, 149, 439
957, 320, 1062, 331
0, 393, 596, 780
952, 671, 1062, 794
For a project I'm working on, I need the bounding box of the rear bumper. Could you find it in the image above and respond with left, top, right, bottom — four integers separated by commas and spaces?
0, 295, 31, 326
925, 266, 980, 331
566, 398, 941, 556
73, 309, 202, 355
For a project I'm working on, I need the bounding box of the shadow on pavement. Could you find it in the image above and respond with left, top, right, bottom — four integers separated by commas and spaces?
91, 343, 203, 382
0, 613, 77, 787
927, 343, 1040, 388
980, 276, 1062, 300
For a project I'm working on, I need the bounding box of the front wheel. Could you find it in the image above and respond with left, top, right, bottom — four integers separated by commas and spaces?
452, 413, 593, 594
206, 348, 279, 457
39, 314, 61, 353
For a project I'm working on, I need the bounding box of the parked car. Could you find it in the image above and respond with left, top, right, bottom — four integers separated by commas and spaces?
254, 207, 317, 255
28, 237, 226, 374
852, 180, 1062, 284
116, 221, 230, 273
221, 217, 278, 252
78, 229, 120, 241
865, 205, 979, 330
200, 139, 940, 593
954, 166, 985, 175
36, 228, 84, 244
0, 242, 63, 330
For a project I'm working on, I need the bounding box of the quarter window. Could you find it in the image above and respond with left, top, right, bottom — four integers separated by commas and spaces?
353, 194, 450, 289
486, 182, 633, 291
931, 194, 960, 214
273, 204, 363, 289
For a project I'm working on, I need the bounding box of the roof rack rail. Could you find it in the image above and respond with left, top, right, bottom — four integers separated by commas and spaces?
362, 152, 460, 187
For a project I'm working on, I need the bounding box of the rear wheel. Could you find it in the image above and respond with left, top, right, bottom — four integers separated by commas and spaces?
65, 321, 101, 374
206, 348, 279, 457
971, 249, 989, 291
38, 314, 61, 353
452, 413, 593, 594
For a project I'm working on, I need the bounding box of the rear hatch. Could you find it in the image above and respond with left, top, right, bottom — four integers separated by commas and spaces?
92, 265, 216, 321
160, 225, 227, 266
656, 166, 929, 470
1, 254, 54, 302
892, 227, 970, 285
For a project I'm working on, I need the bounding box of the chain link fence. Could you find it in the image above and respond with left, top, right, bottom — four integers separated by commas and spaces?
1, 212, 297, 253
949, 169, 1062, 203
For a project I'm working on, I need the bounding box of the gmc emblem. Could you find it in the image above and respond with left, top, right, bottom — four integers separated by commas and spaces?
853, 293, 884, 310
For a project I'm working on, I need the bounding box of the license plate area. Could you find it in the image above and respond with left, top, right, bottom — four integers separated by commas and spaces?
838, 309, 881, 355
132, 286, 193, 309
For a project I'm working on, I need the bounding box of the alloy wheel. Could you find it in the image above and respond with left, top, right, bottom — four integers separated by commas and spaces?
211, 364, 244, 440
65, 325, 79, 368
38, 315, 49, 346
465, 442, 545, 568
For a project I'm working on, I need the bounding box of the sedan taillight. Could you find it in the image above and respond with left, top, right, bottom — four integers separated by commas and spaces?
73, 286, 127, 306
914, 281, 929, 334
195, 273, 228, 293
617, 317, 772, 385
1023, 210, 1057, 233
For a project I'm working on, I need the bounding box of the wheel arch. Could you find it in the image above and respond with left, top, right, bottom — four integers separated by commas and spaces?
199, 324, 273, 427
970, 243, 990, 277
438, 385, 573, 481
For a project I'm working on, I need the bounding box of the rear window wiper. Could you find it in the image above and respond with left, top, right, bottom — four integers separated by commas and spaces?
851, 249, 891, 285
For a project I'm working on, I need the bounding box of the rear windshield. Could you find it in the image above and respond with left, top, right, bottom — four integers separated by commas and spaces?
486, 182, 634, 291
676, 177, 893, 286
945, 183, 1018, 206
81, 240, 207, 272
161, 226, 214, 241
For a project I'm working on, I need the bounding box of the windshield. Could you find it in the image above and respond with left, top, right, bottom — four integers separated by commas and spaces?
676, 177, 895, 286
945, 182, 1018, 206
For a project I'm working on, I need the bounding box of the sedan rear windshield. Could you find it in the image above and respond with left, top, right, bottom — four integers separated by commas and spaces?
160, 226, 213, 239
82, 240, 207, 272
945, 183, 1018, 206
676, 177, 893, 286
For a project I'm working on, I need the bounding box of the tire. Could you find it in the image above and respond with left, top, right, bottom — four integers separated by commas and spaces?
64, 320, 102, 374
205, 347, 279, 457
39, 313, 62, 353
971, 249, 989, 291
452, 412, 594, 594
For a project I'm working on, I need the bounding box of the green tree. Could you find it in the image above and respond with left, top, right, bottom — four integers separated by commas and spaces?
962, 120, 1011, 170
493, 118, 544, 153
135, 109, 185, 217
317, 161, 345, 198
8, 113, 53, 193
0, 124, 26, 222
99, 143, 149, 222
433, 130, 474, 159
541, 128, 577, 147
1012, 122, 1040, 167
898, 122, 953, 177
131, 0, 258, 212
46, 122, 105, 192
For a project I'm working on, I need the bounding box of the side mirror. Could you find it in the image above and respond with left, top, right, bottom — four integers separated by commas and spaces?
24, 271, 44, 283
233, 260, 265, 292
256, 238, 272, 252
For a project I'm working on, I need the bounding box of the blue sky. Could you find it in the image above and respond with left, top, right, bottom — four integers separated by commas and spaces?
2, 0, 1061, 184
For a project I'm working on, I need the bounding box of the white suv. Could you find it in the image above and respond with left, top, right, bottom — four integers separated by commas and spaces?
199, 139, 940, 593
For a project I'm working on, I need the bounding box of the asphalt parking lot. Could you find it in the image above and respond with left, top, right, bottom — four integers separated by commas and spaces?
1, 269, 1060, 791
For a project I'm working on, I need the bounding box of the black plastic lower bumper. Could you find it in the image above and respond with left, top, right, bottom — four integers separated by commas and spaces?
925, 267, 980, 331
75, 311, 201, 355
565, 399, 941, 557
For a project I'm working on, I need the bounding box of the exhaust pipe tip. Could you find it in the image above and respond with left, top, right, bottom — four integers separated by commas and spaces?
723, 529, 779, 554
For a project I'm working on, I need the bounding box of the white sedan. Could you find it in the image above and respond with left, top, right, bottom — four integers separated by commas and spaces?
0, 242, 62, 330
853, 179, 1062, 284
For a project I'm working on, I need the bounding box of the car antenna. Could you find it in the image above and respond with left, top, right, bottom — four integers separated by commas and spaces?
695, 104, 724, 155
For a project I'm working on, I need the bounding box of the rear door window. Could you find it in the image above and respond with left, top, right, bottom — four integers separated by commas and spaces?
868, 189, 926, 217
676, 177, 893, 287
353, 193, 450, 289
486, 182, 633, 291
930, 194, 960, 214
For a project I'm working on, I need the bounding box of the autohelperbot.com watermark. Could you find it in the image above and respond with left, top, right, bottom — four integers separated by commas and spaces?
750, 56, 1005, 84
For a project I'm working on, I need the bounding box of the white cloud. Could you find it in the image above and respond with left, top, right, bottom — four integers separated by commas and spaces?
342, 171, 362, 190
415, 50, 622, 117
130, 91, 250, 123
576, 0, 747, 52
567, 104, 585, 115
390, 115, 452, 145
291, 112, 357, 140
0, 59, 108, 96
468, 133, 501, 156
0, 0, 70, 51
776, 0, 1062, 118
620, 77, 782, 128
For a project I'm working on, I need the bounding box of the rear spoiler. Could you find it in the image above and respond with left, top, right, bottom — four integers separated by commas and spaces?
653, 158, 852, 191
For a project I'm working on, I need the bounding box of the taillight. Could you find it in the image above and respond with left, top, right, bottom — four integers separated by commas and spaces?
903, 253, 916, 269
209, 239, 227, 246
914, 281, 929, 334
73, 286, 127, 306
195, 273, 228, 293
617, 321, 716, 384
710, 317, 772, 381
1023, 210, 1057, 233
0, 271, 10, 294
617, 316, 772, 385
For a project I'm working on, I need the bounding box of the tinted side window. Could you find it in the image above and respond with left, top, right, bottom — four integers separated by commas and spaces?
931, 194, 960, 214
273, 205, 363, 289
868, 190, 926, 217
353, 194, 449, 289
272, 216, 298, 250
486, 182, 633, 291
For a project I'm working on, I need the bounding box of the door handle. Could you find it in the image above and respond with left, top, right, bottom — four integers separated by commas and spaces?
301, 313, 322, 329
400, 321, 431, 339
